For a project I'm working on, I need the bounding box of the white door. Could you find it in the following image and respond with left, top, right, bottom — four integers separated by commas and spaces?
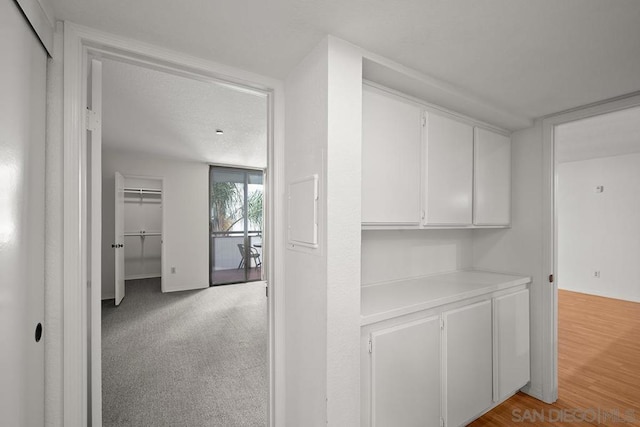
88, 58, 104, 426
0, 2, 47, 425
443, 300, 493, 427
115, 171, 125, 305
424, 112, 474, 226
494, 289, 530, 402
473, 127, 511, 225
362, 85, 422, 225
370, 317, 441, 427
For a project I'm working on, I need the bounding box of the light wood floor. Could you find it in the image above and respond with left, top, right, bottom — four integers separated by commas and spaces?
471, 290, 640, 426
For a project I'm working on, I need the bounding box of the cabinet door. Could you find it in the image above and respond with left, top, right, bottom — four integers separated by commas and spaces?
424, 112, 473, 225
362, 86, 422, 225
371, 317, 441, 427
494, 289, 530, 402
474, 128, 511, 225
443, 300, 492, 427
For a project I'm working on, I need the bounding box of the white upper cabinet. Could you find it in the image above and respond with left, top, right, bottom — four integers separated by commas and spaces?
474, 127, 511, 226
424, 112, 474, 226
361, 84, 511, 228
362, 86, 422, 225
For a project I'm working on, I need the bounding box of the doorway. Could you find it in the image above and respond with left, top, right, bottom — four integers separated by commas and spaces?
210, 167, 264, 285
541, 94, 640, 408
97, 55, 269, 425
63, 24, 284, 427
112, 174, 164, 305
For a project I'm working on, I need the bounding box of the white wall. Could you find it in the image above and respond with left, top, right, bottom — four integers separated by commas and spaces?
472, 120, 545, 399
325, 38, 362, 427
102, 147, 209, 297
558, 153, 640, 302
0, 1, 47, 425
361, 230, 474, 285
284, 36, 362, 426
285, 37, 329, 426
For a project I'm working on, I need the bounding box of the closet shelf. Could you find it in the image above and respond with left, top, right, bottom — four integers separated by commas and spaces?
124, 231, 162, 237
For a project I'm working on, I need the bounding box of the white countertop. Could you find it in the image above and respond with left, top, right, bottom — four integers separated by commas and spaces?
361, 270, 531, 326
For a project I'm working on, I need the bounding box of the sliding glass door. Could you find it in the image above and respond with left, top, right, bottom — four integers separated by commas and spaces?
209, 166, 264, 285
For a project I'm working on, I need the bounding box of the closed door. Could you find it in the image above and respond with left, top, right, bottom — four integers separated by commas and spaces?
0, 1, 47, 424
494, 289, 530, 401
362, 86, 422, 225
424, 112, 474, 225
370, 317, 441, 427
443, 300, 493, 427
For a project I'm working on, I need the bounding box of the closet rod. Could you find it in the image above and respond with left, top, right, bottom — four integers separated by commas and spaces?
124, 187, 162, 193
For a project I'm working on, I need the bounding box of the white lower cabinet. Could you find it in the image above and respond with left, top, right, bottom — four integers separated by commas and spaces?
493, 289, 530, 402
443, 300, 493, 427
370, 317, 441, 427
363, 287, 530, 427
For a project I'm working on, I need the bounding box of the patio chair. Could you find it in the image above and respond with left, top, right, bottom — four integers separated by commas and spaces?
237, 243, 262, 269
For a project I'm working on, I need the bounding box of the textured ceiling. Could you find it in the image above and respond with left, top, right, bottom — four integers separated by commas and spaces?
556, 105, 640, 164
53, 0, 640, 123
101, 58, 267, 166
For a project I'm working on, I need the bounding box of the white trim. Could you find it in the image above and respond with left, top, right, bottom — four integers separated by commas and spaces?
14, 0, 54, 56
62, 21, 286, 427
540, 91, 640, 404
89, 57, 103, 427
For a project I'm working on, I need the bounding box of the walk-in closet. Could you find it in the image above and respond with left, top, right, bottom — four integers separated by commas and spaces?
122, 176, 163, 282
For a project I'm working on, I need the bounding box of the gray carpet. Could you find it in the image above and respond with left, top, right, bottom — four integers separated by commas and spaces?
102, 278, 268, 427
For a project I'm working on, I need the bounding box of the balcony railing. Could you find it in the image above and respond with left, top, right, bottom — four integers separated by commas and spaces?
210, 230, 262, 285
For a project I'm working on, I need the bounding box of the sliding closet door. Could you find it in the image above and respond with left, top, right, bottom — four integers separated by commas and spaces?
0, 1, 47, 424
210, 167, 263, 285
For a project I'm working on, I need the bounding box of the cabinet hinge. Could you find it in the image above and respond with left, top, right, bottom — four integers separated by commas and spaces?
422, 114, 427, 127
86, 108, 100, 132
265, 285, 268, 298
440, 417, 444, 427
549, 274, 554, 283
368, 339, 372, 354
440, 318, 445, 329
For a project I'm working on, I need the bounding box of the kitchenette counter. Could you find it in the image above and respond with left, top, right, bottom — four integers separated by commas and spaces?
361, 270, 531, 325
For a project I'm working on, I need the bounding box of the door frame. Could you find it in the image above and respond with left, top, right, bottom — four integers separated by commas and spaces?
62, 22, 285, 426
540, 91, 640, 403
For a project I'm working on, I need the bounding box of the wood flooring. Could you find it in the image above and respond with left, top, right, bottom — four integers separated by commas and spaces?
471, 290, 640, 426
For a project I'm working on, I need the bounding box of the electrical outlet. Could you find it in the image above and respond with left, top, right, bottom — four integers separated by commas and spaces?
171, 267, 176, 274
593, 271, 600, 278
